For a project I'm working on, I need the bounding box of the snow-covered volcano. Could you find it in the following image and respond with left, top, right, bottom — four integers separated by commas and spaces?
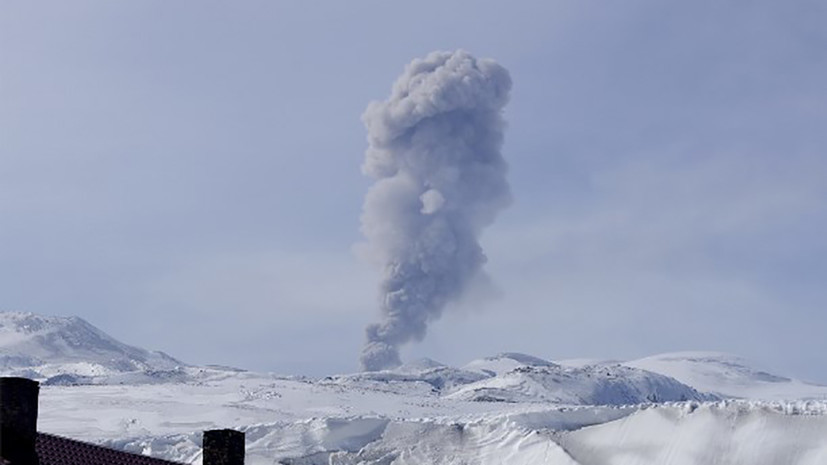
0, 311, 183, 381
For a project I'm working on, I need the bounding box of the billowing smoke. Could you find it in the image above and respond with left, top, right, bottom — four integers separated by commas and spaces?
359, 50, 512, 371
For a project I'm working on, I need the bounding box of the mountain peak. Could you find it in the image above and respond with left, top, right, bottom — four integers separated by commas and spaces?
0, 310, 185, 380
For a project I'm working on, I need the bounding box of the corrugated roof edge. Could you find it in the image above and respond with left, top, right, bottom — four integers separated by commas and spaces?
36, 432, 185, 465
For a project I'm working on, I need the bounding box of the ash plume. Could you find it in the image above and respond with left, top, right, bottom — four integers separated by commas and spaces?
359, 50, 512, 371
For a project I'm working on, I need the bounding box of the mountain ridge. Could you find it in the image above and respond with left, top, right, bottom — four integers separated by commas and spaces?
3, 310, 826, 464
2, 310, 824, 402
0, 311, 184, 381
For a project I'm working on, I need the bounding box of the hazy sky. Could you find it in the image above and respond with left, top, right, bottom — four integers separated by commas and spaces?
2, 1, 826, 381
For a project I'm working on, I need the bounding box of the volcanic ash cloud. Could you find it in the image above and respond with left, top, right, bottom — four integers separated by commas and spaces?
359, 50, 513, 371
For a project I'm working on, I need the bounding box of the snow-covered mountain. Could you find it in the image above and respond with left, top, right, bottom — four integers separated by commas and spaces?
0, 311, 184, 382
3, 310, 827, 464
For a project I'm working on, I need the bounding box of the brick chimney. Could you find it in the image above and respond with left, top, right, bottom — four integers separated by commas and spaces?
203, 429, 244, 465
0, 377, 40, 465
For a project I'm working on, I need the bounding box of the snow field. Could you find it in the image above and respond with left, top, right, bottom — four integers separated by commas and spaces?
96, 402, 827, 465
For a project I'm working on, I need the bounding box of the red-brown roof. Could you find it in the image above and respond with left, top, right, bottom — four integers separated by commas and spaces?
36, 433, 184, 465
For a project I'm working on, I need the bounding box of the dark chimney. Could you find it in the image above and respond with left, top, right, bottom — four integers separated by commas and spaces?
203, 429, 244, 465
0, 377, 40, 465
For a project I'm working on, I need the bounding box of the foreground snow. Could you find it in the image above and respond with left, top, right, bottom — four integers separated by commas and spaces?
33, 365, 827, 465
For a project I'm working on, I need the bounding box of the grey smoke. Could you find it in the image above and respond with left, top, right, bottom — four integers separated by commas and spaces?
359, 50, 512, 371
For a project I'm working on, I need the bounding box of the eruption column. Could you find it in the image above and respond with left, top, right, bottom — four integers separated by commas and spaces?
359, 50, 512, 371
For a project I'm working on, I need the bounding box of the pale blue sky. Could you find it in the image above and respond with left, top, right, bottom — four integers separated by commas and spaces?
2, 1, 826, 380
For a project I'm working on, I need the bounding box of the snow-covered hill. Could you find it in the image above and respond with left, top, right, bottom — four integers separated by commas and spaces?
449, 358, 714, 405
625, 351, 827, 401
0, 311, 184, 382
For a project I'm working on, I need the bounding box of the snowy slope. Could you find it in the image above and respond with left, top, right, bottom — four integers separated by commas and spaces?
0, 311, 183, 381
625, 352, 827, 401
